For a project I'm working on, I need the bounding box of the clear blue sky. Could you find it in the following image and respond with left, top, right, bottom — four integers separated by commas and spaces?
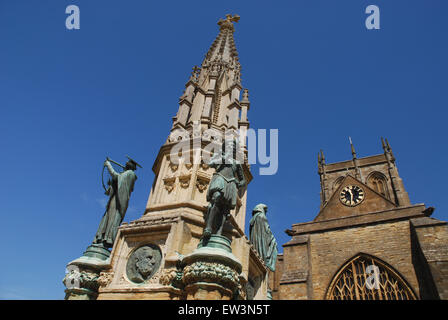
1, 0, 447, 299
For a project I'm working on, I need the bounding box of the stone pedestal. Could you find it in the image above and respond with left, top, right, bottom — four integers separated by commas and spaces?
63, 255, 110, 300
181, 235, 243, 300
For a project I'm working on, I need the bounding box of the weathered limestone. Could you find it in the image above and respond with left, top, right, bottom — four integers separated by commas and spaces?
64, 14, 270, 300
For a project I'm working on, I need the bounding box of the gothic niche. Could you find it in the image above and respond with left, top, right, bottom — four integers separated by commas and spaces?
126, 244, 162, 284
367, 172, 389, 199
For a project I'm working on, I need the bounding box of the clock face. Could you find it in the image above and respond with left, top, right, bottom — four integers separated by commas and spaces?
340, 185, 365, 206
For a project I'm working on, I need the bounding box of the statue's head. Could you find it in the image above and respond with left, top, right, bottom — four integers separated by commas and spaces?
252, 203, 268, 215
125, 160, 137, 171
125, 156, 142, 171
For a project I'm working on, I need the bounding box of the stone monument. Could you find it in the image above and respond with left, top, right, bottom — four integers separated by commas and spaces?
180, 140, 245, 300
63, 14, 270, 300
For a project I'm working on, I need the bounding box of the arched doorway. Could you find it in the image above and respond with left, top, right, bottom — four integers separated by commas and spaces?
326, 254, 416, 300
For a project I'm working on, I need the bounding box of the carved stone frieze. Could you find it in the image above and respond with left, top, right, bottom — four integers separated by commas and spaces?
182, 261, 240, 292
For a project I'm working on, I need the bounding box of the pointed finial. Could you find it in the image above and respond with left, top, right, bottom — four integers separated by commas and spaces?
241, 88, 249, 102
320, 149, 325, 164
381, 137, 387, 151
349, 136, 357, 158
385, 138, 391, 151
318, 151, 321, 164
189, 65, 200, 82
385, 138, 395, 159
218, 14, 240, 31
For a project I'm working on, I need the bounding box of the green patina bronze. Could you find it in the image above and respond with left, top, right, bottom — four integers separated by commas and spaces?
84, 156, 141, 260
202, 140, 246, 241
249, 204, 278, 272
126, 244, 162, 283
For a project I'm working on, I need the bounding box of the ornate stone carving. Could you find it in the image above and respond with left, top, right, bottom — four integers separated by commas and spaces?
163, 177, 175, 193
97, 271, 114, 288
169, 163, 178, 172
196, 177, 209, 193
182, 261, 240, 292
179, 174, 191, 189
159, 268, 178, 286
126, 244, 162, 284
201, 162, 209, 170
63, 267, 100, 293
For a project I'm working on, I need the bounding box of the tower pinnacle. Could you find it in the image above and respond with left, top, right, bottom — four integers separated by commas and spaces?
171, 14, 248, 135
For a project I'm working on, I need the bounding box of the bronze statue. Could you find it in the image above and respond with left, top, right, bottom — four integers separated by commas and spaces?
203, 140, 246, 239
93, 156, 141, 249
249, 204, 278, 271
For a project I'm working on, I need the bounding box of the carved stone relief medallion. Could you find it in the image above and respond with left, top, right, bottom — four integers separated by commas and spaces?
126, 244, 162, 284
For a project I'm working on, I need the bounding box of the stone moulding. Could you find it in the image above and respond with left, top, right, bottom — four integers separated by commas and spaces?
181, 244, 243, 298
182, 261, 240, 292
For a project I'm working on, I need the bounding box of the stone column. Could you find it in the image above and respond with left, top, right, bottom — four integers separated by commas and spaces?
181, 235, 243, 300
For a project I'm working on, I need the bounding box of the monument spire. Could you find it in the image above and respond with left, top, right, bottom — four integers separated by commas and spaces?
172, 14, 245, 133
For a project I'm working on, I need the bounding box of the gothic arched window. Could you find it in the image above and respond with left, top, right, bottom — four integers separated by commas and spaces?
326, 254, 416, 300
367, 172, 389, 199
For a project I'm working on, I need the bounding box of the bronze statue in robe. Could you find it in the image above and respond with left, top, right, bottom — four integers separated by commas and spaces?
249, 204, 278, 271
93, 158, 139, 248
203, 140, 246, 239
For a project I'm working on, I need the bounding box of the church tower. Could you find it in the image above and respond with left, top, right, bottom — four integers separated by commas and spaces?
274, 139, 448, 300
317, 138, 410, 212
87, 15, 268, 300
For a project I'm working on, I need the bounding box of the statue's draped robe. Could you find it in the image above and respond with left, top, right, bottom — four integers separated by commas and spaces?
249, 211, 278, 271
94, 163, 137, 247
